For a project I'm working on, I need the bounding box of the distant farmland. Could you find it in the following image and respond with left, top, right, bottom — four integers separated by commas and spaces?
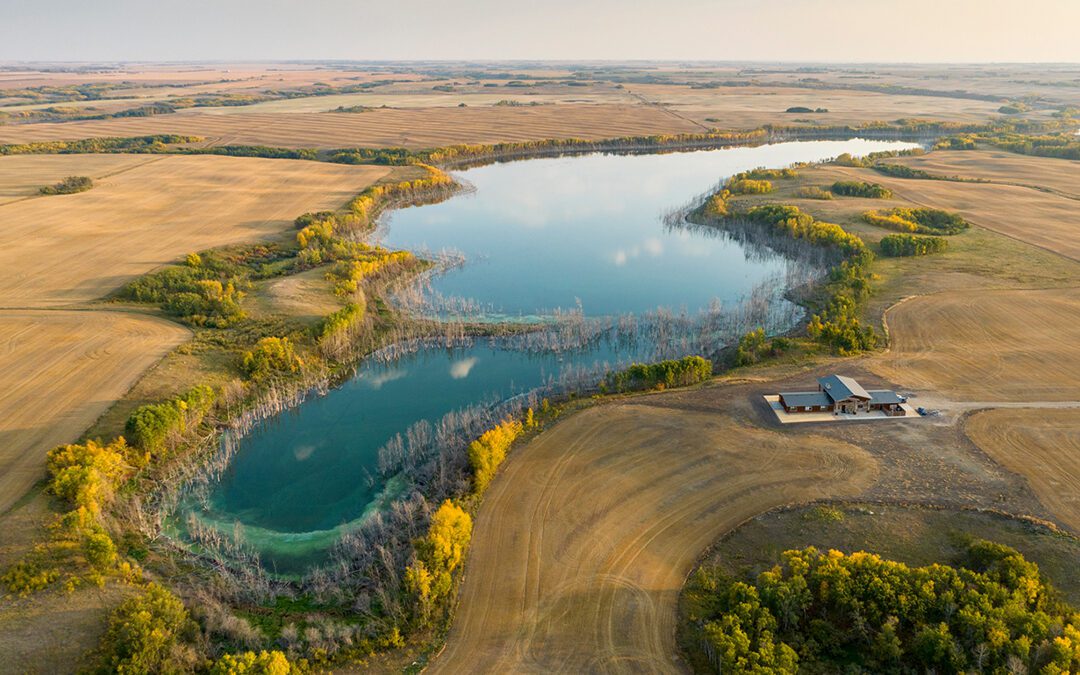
0, 104, 704, 149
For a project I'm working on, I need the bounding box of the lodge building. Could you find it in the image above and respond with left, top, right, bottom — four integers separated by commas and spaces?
778, 374, 904, 416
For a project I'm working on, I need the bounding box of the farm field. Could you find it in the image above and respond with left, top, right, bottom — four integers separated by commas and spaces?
0, 154, 392, 306
965, 409, 1080, 533
432, 403, 877, 673
0, 104, 705, 149
0, 310, 189, 513
871, 288, 1080, 402
825, 164, 1080, 262
0, 153, 156, 205
630, 83, 1004, 128
888, 149, 1080, 199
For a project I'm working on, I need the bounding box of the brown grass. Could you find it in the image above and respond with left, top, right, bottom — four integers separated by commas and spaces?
965, 409, 1080, 534
0, 310, 189, 513
431, 402, 877, 673
871, 288, 1080, 402
0, 154, 392, 306
0, 104, 706, 149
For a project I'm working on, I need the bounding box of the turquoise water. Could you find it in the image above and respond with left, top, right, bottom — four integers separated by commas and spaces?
185, 139, 919, 574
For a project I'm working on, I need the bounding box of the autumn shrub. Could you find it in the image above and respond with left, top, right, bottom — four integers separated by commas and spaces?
120, 253, 247, 327
39, 175, 93, 195
794, 186, 834, 200
879, 233, 948, 257
325, 250, 413, 297
467, 419, 525, 494
92, 583, 201, 674
242, 337, 303, 379
124, 385, 216, 460
604, 355, 712, 393
316, 303, 366, 359
727, 178, 773, 195
734, 328, 789, 366
404, 501, 473, 626
830, 180, 892, 199
209, 650, 302, 674
863, 207, 969, 235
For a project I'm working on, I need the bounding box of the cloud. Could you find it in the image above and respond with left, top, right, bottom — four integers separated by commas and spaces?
449, 357, 479, 379
363, 368, 408, 389
293, 445, 316, 461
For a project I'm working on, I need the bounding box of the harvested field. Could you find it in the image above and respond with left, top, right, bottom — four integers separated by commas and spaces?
889, 150, 1080, 199
0, 104, 705, 149
828, 164, 1080, 262
966, 409, 1080, 533
0, 310, 189, 513
194, 89, 633, 114
0, 153, 157, 205
0, 154, 391, 306
629, 84, 1003, 129
431, 403, 877, 673
871, 288, 1080, 402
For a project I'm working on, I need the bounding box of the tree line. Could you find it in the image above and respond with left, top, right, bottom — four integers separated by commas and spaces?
699, 199, 878, 355
682, 541, 1080, 674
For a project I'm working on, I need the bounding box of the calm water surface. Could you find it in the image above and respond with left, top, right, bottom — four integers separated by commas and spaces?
186, 139, 919, 573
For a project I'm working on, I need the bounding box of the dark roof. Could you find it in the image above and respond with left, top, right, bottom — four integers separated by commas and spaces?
818, 374, 871, 401
779, 391, 833, 407
868, 390, 903, 405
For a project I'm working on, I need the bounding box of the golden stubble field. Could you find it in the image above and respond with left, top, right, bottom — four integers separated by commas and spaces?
0, 103, 704, 149
888, 150, 1080, 199
965, 409, 1080, 533
431, 403, 878, 674
0, 154, 392, 306
871, 288, 1080, 403
0, 310, 189, 514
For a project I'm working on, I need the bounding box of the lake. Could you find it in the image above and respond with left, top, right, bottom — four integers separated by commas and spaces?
181, 139, 919, 574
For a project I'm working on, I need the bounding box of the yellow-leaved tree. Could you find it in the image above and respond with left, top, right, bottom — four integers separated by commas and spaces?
405, 500, 472, 625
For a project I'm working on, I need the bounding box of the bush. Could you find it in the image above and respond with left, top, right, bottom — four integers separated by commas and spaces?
39, 175, 93, 195
120, 253, 247, 327
405, 501, 473, 625
830, 180, 892, 199
879, 233, 948, 257
794, 186, 833, 200
467, 419, 525, 495
242, 337, 303, 379
727, 178, 773, 195
210, 650, 301, 674
93, 583, 200, 674
46, 438, 132, 517
125, 385, 216, 460
863, 207, 969, 235
604, 356, 712, 392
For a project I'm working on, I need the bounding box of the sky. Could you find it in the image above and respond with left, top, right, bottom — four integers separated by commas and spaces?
2, 0, 1079, 63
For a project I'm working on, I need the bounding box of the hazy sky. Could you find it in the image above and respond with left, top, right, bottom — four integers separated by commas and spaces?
2, 0, 1078, 63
